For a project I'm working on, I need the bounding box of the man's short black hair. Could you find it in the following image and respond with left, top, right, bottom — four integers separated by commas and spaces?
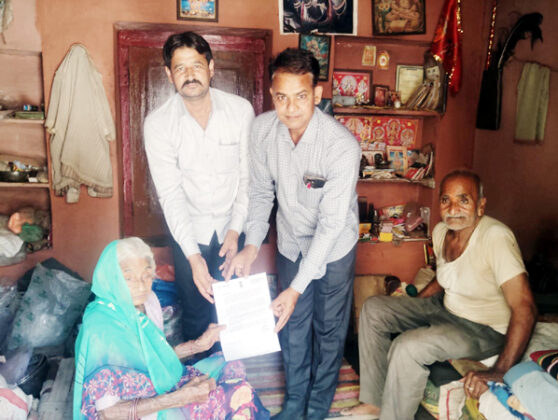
162, 31, 213, 68
440, 169, 484, 199
269, 48, 320, 86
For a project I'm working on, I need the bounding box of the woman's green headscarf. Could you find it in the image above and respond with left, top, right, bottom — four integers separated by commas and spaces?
73, 240, 183, 419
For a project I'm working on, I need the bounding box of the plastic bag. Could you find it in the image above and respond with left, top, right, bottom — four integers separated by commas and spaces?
0, 285, 21, 346
5, 263, 91, 352
0, 373, 33, 420
0, 348, 32, 385
152, 278, 176, 307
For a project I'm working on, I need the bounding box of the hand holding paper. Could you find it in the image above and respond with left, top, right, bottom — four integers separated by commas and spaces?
212, 272, 281, 360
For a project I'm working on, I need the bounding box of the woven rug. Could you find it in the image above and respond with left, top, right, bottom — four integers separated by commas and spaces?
244, 351, 360, 418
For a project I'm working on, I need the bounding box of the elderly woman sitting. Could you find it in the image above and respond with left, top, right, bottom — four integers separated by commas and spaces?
73, 238, 269, 420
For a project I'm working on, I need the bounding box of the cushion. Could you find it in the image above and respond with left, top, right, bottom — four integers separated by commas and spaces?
530, 349, 558, 380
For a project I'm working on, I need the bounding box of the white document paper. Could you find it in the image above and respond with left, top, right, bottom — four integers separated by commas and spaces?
212, 272, 281, 361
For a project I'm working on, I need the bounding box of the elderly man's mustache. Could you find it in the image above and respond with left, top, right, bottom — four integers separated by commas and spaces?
182, 79, 202, 88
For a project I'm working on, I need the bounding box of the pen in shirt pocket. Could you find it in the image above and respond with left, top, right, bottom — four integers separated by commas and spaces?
303, 174, 326, 189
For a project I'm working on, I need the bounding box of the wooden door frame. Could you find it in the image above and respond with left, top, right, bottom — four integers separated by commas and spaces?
115, 22, 271, 239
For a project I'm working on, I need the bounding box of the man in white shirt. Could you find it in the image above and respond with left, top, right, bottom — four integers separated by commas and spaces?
342, 169, 537, 420
144, 32, 255, 345
225, 48, 361, 420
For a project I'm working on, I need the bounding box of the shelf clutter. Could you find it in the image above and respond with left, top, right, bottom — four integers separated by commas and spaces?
358, 200, 431, 245
0, 105, 45, 122
0, 154, 49, 186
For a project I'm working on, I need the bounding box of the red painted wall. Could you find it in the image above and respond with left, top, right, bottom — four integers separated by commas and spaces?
473, 0, 558, 262
1, 0, 492, 282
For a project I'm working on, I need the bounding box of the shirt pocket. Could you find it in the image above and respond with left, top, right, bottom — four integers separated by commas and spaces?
216, 142, 240, 174
297, 182, 323, 212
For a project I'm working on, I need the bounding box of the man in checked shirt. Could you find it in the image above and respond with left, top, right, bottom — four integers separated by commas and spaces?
225, 48, 361, 420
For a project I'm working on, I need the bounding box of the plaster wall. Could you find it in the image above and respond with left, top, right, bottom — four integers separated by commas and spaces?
473, 0, 558, 261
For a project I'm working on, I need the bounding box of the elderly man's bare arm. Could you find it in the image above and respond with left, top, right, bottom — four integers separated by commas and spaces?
417, 277, 443, 298
463, 272, 537, 398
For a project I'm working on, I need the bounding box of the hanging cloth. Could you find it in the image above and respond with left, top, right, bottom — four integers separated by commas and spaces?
515, 62, 550, 142
0, 0, 13, 43
45, 44, 115, 203
430, 0, 463, 94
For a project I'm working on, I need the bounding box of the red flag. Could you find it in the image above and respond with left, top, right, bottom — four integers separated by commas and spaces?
430, 0, 463, 94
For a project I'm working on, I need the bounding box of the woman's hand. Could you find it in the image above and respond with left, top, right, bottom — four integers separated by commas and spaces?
174, 323, 226, 358
170, 375, 216, 407
195, 323, 226, 352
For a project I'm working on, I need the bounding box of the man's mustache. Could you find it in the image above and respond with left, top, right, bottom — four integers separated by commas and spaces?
182, 79, 202, 88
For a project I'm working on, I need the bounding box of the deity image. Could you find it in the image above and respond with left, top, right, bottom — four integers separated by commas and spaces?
283, 0, 354, 34
374, 0, 424, 34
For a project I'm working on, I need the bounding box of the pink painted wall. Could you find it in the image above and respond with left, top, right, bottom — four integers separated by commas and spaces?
473, 0, 558, 261
0, 0, 492, 282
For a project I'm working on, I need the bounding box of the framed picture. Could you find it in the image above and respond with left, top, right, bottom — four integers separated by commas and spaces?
361, 45, 376, 67
299, 34, 331, 81
395, 65, 424, 105
377, 50, 390, 70
373, 84, 389, 107
332, 70, 372, 104
281, 0, 356, 34
386, 145, 407, 175
372, 0, 426, 35
177, 0, 218, 22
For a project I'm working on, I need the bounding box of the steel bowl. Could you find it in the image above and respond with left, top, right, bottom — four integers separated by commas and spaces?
0, 171, 30, 182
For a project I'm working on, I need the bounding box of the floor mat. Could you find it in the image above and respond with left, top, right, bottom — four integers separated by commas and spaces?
243, 351, 360, 417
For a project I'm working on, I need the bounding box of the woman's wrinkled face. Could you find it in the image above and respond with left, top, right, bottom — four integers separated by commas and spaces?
120, 257, 154, 307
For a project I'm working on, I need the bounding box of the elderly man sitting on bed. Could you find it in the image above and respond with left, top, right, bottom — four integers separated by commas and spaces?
342, 169, 538, 420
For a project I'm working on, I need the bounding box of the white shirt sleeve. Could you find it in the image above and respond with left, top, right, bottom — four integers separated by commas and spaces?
144, 116, 200, 257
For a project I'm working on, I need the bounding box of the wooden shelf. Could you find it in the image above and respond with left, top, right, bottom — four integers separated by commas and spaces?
334, 36, 431, 48
358, 237, 430, 245
358, 177, 435, 189
356, 238, 427, 281
0, 182, 49, 188
0, 118, 45, 126
334, 106, 439, 117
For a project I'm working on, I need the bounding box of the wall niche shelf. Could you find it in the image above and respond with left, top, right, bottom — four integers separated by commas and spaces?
333, 35, 441, 284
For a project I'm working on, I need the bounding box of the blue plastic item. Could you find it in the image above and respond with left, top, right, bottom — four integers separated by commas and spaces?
151, 279, 177, 307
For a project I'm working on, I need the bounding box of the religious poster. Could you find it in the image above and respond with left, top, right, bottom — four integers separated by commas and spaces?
332, 70, 372, 104
280, 0, 357, 34
370, 116, 418, 147
334, 115, 373, 145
